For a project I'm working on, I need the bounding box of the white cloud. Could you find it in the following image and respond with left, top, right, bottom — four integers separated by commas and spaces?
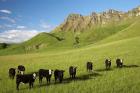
0, 9, 12, 14
4, 24, 13, 28
0, 29, 41, 43
0, 16, 16, 23
40, 22, 56, 32
17, 25, 26, 29
40, 23, 51, 29
0, 24, 14, 30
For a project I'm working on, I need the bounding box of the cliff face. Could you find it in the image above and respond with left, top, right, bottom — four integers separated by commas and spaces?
56, 6, 140, 32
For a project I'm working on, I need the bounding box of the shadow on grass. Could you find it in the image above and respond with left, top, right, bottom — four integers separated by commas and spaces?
123, 65, 139, 68
95, 64, 139, 72
37, 72, 101, 87
95, 68, 113, 72
65, 72, 102, 82
19, 72, 101, 90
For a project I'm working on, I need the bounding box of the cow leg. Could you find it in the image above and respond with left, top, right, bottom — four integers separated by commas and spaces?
31, 83, 34, 88
59, 78, 62, 83
46, 77, 48, 84
29, 82, 31, 89
39, 77, 42, 84
48, 77, 50, 83
16, 82, 19, 90
55, 77, 57, 83
107, 65, 108, 70
75, 74, 76, 78
72, 74, 74, 79
13, 75, 15, 79
121, 63, 123, 67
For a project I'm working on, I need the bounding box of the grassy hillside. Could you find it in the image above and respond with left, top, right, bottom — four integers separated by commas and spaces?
0, 17, 140, 93
0, 17, 135, 55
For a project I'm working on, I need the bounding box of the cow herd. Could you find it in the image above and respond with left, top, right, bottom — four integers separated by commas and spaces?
8, 58, 123, 90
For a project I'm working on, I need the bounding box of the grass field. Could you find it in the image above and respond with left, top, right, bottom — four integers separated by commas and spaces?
0, 17, 140, 93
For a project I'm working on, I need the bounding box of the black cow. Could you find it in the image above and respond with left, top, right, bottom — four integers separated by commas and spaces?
54, 69, 65, 83
17, 65, 25, 75
116, 58, 123, 68
69, 66, 77, 79
39, 69, 53, 84
16, 73, 36, 90
105, 59, 111, 70
9, 68, 16, 79
87, 62, 93, 72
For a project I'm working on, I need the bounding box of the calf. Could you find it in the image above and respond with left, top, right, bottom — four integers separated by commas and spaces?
18, 65, 25, 75
39, 69, 53, 84
16, 73, 36, 90
9, 68, 16, 79
105, 59, 111, 70
87, 62, 93, 72
69, 66, 77, 79
54, 69, 65, 83
116, 58, 123, 68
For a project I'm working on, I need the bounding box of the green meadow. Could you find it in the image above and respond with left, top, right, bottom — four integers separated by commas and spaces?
0, 17, 140, 93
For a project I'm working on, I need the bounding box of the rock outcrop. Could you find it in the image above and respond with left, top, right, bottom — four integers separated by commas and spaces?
56, 6, 140, 32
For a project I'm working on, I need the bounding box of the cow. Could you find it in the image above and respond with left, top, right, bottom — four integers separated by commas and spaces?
87, 62, 93, 72
38, 69, 53, 84
9, 68, 16, 79
17, 65, 25, 75
105, 59, 111, 70
16, 73, 36, 90
54, 69, 65, 83
116, 58, 123, 68
69, 66, 77, 79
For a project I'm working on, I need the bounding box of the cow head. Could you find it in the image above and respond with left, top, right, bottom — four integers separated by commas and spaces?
20, 71, 24, 75
49, 69, 53, 75
33, 73, 37, 79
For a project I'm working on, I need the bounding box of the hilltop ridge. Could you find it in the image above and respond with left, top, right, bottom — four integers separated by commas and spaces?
55, 6, 140, 32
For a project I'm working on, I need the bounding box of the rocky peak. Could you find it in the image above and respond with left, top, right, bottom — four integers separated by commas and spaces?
66, 13, 83, 21
56, 6, 140, 32
60, 13, 85, 31
128, 6, 140, 16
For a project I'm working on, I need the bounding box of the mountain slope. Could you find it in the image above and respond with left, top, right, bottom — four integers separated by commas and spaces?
0, 7, 140, 55
0, 18, 134, 55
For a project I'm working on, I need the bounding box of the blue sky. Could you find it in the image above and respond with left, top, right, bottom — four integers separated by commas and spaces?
0, 0, 140, 43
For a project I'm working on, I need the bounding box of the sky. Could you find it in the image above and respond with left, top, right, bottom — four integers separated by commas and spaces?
0, 0, 140, 43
